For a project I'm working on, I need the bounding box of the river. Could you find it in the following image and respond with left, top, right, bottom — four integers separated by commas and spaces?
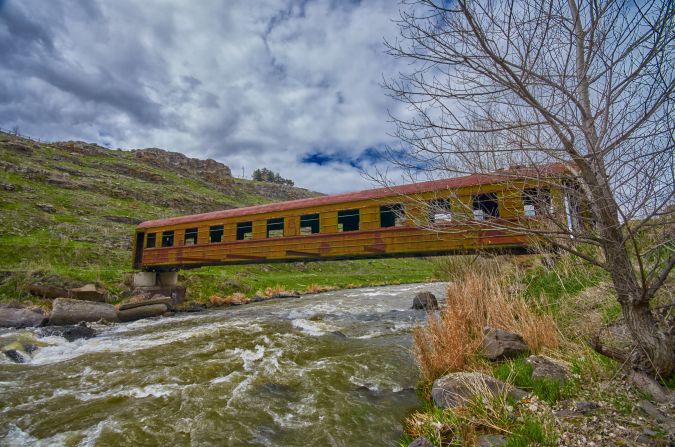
0, 282, 446, 447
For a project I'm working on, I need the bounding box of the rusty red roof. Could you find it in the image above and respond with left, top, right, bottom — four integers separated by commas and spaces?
137, 163, 569, 229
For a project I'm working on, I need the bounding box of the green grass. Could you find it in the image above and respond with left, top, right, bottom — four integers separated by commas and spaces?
522, 260, 607, 314
398, 392, 557, 447
181, 257, 441, 302
492, 356, 579, 405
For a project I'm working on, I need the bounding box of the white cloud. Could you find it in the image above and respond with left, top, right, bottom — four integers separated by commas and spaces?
0, 0, 410, 193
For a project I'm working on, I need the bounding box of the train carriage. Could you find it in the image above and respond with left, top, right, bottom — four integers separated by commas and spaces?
132, 164, 576, 271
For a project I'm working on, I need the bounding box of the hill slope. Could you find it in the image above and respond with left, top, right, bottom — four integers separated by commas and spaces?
0, 131, 321, 296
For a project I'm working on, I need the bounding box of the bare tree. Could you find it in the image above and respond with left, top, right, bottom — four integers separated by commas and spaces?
384, 0, 674, 377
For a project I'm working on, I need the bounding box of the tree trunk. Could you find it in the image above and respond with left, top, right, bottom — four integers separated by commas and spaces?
606, 237, 675, 377
619, 298, 675, 377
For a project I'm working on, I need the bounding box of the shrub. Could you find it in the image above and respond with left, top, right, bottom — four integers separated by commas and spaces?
413, 269, 559, 383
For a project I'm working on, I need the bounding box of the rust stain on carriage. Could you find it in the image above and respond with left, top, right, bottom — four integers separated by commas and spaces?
132, 164, 574, 270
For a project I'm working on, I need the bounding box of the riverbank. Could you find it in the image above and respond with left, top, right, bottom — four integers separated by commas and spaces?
400, 255, 674, 446
1, 256, 449, 309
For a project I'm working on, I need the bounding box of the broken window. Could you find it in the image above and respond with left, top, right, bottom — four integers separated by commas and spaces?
428, 199, 452, 223
236, 221, 253, 240
210, 225, 224, 243
184, 228, 198, 245
337, 209, 360, 232
267, 218, 284, 238
380, 204, 405, 228
146, 233, 156, 248
161, 230, 174, 247
472, 193, 500, 220
522, 188, 551, 217
300, 213, 320, 235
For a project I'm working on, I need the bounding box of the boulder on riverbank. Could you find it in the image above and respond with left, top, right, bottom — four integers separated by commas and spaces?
49, 298, 118, 326
28, 284, 69, 299
481, 327, 529, 360
69, 284, 107, 302
0, 305, 48, 328
118, 303, 168, 322
431, 371, 526, 409
526, 355, 570, 382
411, 291, 439, 310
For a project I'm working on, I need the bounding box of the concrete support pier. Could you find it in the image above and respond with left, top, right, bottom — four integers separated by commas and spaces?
133, 272, 157, 288
131, 271, 185, 305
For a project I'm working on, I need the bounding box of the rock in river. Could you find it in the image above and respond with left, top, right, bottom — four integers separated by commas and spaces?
49, 298, 119, 326
0, 305, 47, 328
411, 291, 439, 310
39, 322, 96, 342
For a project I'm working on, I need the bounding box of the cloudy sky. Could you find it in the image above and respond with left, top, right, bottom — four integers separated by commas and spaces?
0, 0, 417, 194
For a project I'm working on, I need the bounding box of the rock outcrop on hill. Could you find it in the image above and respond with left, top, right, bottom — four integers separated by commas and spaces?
134, 148, 232, 188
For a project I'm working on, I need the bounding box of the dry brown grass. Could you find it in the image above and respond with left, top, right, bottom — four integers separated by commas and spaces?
209, 292, 249, 306
305, 283, 337, 294
414, 269, 559, 383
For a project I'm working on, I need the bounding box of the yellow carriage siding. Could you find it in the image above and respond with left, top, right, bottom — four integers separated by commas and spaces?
132, 165, 572, 270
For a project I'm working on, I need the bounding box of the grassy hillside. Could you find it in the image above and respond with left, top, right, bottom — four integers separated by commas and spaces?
0, 131, 441, 304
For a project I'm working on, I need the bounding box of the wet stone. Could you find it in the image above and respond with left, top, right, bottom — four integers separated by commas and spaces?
409, 437, 434, 447
411, 291, 439, 310
39, 323, 96, 342
0, 306, 47, 328
3, 349, 27, 363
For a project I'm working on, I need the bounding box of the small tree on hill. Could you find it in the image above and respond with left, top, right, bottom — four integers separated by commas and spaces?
252, 168, 294, 186
384, 0, 674, 377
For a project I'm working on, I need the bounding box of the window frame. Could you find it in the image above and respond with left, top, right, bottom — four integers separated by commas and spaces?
184, 228, 198, 245
380, 204, 405, 228
209, 224, 224, 243
429, 198, 452, 223
236, 221, 253, 240
337, 209, 360, 232
472, 192, 500, 221
161, 230, 174, 247
522, 188, 552, 217
266, 217, 284, 238
299, 213, 320, 235
146, 232, 156, 248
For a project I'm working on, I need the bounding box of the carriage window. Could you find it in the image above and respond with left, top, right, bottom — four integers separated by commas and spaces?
236, 221, 253, 240
338, 209, 360, 232
472, 193, 500, 220
300, 214, 320, 235
523, 188, 551, 217
146, 233, 156, 248
184, 228, 198, 245
429, 199, 452, 223
267, 218, 284, 238
380, 204, 405, 227
210, 225, 224, 243
161, 231, 174, 247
